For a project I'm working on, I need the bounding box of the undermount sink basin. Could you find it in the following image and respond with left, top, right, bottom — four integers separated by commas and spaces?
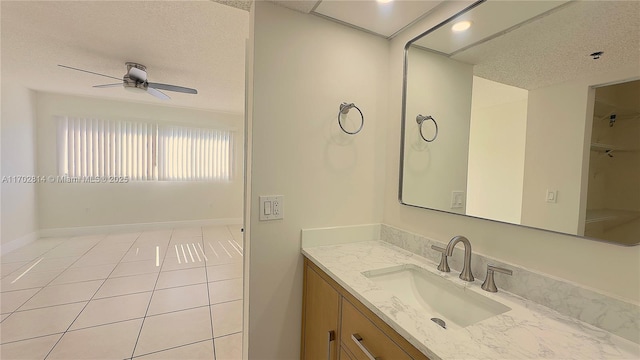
363, 264, 511, 330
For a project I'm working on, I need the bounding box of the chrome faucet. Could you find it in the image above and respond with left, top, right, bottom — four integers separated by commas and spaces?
445, 236, 474, 282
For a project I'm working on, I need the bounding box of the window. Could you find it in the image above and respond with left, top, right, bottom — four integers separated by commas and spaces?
57, 116, 234, 181
158, 126, 234, 181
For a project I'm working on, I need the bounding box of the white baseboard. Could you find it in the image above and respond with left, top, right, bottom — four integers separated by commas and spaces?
39, 218, 243, 238
1, 231, 40, 256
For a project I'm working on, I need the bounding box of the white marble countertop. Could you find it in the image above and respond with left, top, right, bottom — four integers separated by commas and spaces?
302, 241, 640, 360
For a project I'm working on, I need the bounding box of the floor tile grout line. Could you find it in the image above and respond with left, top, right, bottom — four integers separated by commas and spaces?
87, 289, 153, 302
151, 281, 209, 293
0, 237, 74, 271
143, 303, 212, 319
208, 275, 243, 284
43, 231, 144, 360
10, 299, 93, 314
202, 228, 218, 360
207, 297, 244, 307
214, 329, 243, 339
130, 338, 215, 359
129, 228, 175, 359
1, 249, 72, 287
0, 331, 65, 347
3, 234, 110, 325
61, 316, 146, 333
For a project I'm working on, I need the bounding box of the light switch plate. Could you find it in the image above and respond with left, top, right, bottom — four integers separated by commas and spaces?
259, 195, 284, 221
451, 191, 465, 209
546, 190, 558, 203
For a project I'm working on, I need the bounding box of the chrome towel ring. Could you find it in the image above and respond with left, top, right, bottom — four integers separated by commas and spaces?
416, 114, 438, 142
338, 102, 364, 135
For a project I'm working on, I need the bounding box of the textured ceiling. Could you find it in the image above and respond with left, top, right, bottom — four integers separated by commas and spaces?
268, 0, 319, 14
1, 1, 249, 113
452, 1, 640, 90
212, 0, 253, 12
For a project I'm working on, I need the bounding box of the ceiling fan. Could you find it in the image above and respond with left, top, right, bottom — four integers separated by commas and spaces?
58, 62, 198, 100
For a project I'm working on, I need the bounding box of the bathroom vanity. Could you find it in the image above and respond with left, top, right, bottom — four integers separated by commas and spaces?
302, 257, 429, 360
300, 236, 639, 360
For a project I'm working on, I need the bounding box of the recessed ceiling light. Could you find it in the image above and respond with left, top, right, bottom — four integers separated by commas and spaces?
452, 20, 472, 33
377, 0, 393, 3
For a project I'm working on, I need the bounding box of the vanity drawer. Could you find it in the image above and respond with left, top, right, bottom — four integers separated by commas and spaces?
341, 298, 413, 360
340, 346, 355, 360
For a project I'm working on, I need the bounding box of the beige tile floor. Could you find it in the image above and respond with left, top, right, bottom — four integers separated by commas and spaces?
0, 225, 243, 359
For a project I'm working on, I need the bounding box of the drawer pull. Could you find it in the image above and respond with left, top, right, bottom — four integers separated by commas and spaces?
351, 333, 380, 360
327, 330, 335, 360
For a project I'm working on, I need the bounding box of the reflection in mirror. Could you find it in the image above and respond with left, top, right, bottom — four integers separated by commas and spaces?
400, 0, 640, 245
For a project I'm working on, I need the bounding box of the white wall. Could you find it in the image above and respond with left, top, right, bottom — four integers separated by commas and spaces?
520, 81, 589, 234
384, 2, 640, 303
467, 77, 527, 224
1, 82, 39, 248
402, 47, 472, 214
35, 92, 243, 231
248, 2, 388, 358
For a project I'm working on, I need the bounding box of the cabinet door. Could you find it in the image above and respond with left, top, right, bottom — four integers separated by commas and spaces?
302, 264, 340, 360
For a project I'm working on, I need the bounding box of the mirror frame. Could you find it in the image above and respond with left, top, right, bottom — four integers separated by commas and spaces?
397, 0, 636, 246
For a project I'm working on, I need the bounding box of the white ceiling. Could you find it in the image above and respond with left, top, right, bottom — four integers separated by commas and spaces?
413, 0, 569, 55
7, 1, 634, 113
270, 0, 448, 38
452, 0, 640, 90
313, 0, 443, 37
270, 0, 639, 91
1, 1, 249, 113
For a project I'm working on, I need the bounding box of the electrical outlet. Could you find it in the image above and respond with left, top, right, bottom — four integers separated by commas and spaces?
259, 195, 284, 221
273, 198, 281, 216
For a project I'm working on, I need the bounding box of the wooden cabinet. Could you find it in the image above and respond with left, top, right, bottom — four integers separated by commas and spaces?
302, 261, 340, 360
340, 347, 355, 360
301, 257, 430, 360
341, 299, 412, 360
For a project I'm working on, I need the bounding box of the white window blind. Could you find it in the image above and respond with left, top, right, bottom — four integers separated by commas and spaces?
57, 117, 157, 180
56, 116, 233, 182
158, 126, 234, 181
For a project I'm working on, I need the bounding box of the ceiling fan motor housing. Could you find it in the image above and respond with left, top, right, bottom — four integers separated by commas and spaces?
123, 76, 148, 92
126, 62, 148, 81
124, 62, 148, 92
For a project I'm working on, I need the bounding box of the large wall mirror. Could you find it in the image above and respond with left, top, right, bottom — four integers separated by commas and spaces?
400, 0, 640, 245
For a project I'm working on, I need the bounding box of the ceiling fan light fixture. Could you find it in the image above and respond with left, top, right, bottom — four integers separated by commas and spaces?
452, 20, 472, 33
126, 62, 148, 82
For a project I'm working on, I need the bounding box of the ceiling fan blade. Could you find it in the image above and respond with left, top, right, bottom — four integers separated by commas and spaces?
93, 83, 122, 88
147, 87, 170, 100
148, 82, 198, 94
58, 64, 121, 81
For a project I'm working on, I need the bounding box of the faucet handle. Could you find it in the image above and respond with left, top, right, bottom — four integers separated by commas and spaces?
430, 245, 450, 272
430, 245, 446, 252
481, 264, 512, 293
